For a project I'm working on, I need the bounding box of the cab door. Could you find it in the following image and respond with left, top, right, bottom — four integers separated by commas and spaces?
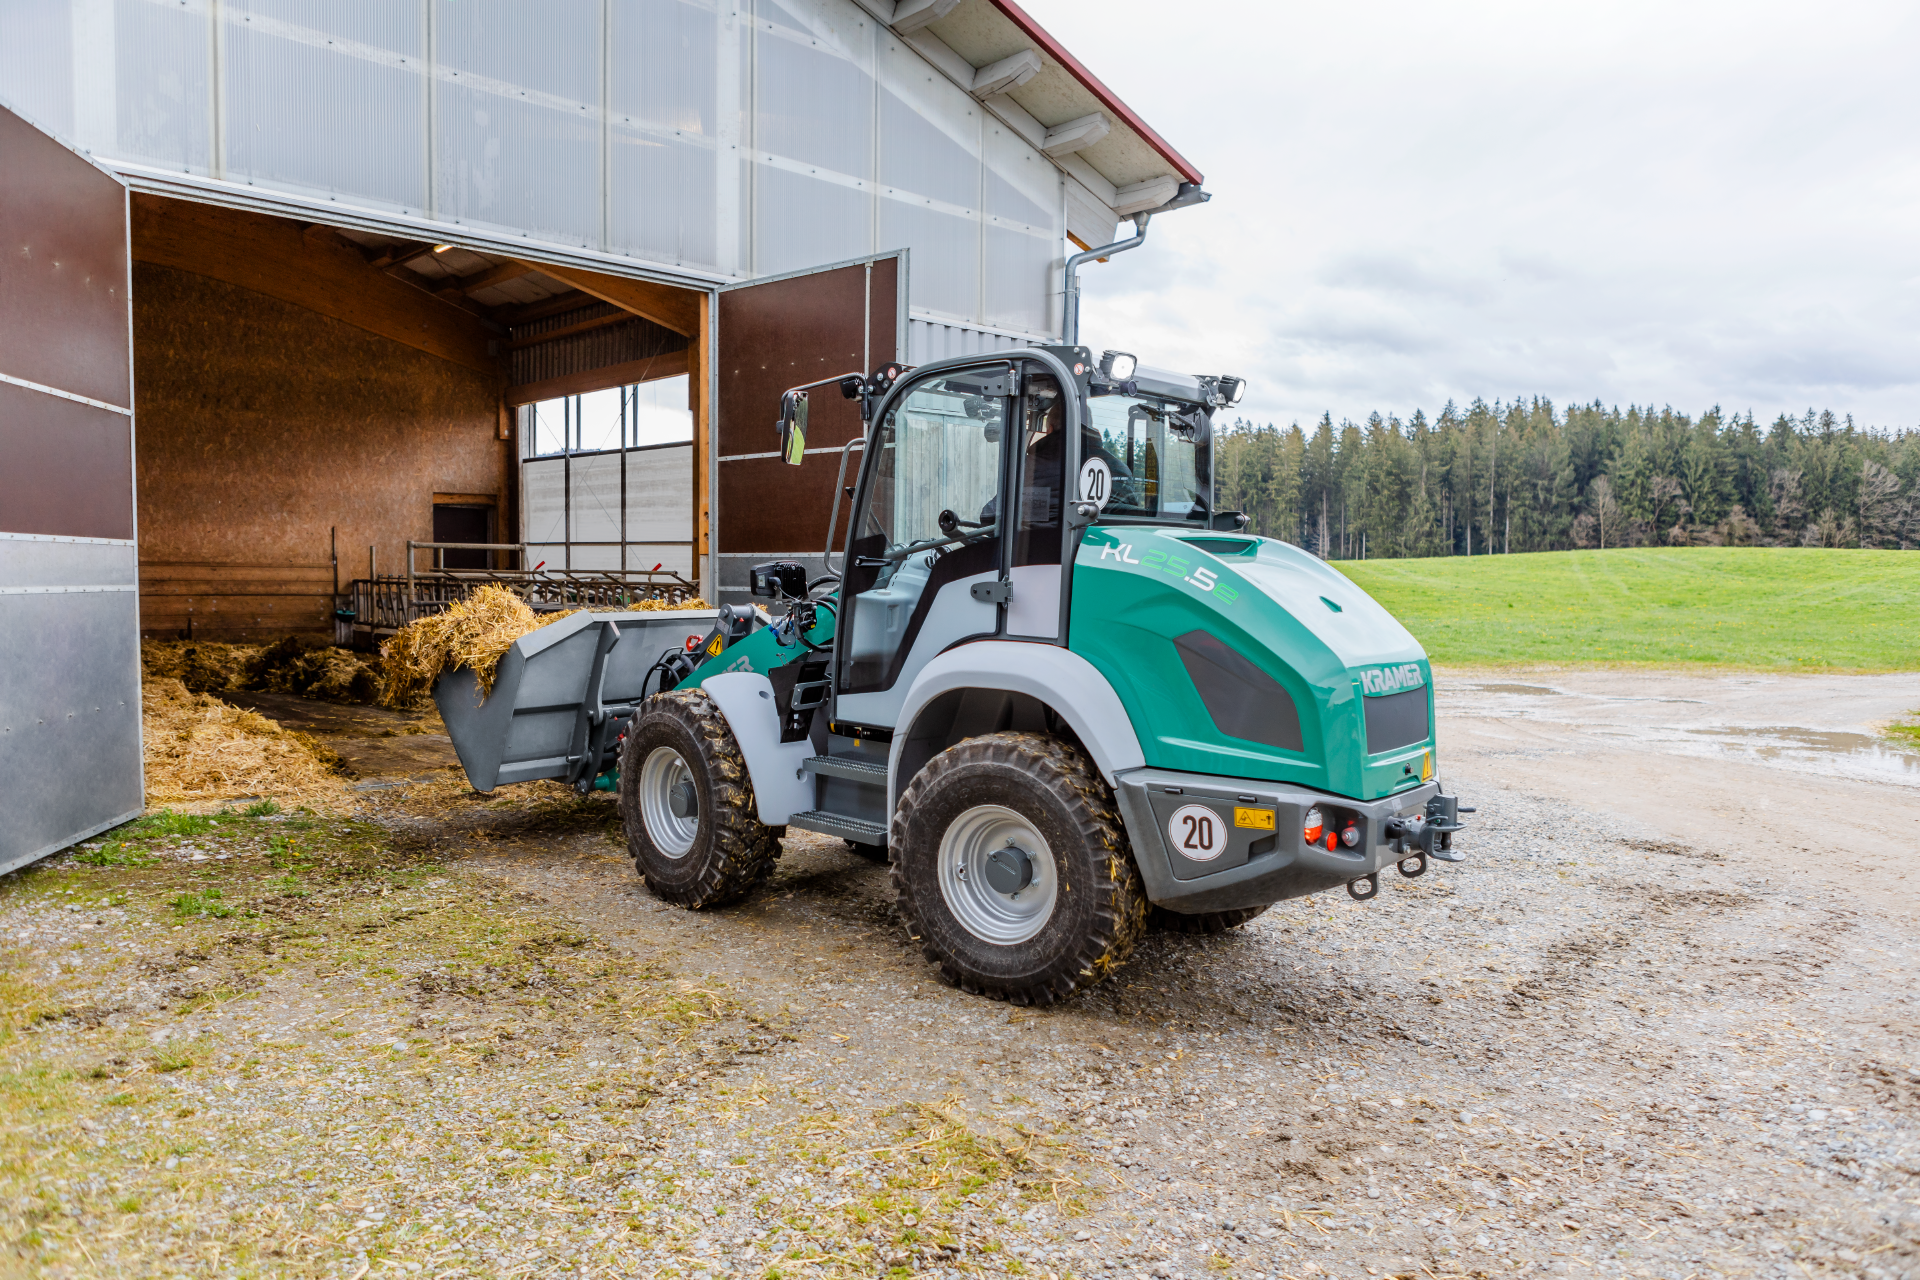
831, 366, 1010, 731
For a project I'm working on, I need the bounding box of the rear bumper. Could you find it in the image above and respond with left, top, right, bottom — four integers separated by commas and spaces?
1112, 767, 1441, 915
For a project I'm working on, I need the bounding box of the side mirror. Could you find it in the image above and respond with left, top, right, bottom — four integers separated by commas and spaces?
778, 391, 809, 466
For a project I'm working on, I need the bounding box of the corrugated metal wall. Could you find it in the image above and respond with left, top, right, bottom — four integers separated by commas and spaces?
907, 317, 1036, 365
0, 0, 1064, 340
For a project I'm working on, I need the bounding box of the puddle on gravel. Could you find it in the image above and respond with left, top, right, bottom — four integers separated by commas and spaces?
1681, 725, 1920, 786
1444, 682, 1920, 787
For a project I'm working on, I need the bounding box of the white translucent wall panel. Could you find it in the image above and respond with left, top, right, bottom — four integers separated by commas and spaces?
434, 0, 601, 247
0, 0, 75, 140
117, 0, 212, 175
877, 35, 978, 320
907, 318, 1031, 365
751, 0, 874, 276
522, 445, 694, 577
222, 1, 425, 212
609, 0, 728, 272
982, 120, 1060, 335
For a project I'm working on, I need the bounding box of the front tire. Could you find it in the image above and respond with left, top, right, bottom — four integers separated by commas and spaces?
891, 732, 1147, 1005
619, 689, 780, 908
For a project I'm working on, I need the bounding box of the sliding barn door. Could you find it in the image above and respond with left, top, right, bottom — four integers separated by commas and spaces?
713, 253, 905, 599
0, 104, 143, 872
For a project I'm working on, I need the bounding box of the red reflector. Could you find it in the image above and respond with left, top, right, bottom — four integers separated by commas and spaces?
1326, 831, 1337, 851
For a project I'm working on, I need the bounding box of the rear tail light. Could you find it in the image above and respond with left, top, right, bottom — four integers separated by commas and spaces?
1303, 807, 1324, 844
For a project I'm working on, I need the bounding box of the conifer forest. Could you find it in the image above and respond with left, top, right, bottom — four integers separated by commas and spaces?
1212, 401, 1920, 558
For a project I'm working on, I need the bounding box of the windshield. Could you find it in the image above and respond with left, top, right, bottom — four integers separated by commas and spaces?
1086, 390, 1213, 521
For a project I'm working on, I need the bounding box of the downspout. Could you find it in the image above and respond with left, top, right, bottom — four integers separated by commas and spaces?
1061, 182, 1211, 347
1062, 216, 1149, 347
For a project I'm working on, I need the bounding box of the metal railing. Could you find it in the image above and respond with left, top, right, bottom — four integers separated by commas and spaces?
333, 542, 699, 644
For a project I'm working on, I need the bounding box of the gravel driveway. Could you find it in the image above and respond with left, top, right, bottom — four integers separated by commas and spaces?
4, 670, 1917, 1279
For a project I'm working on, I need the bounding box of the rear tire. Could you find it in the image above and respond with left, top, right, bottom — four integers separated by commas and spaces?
619, 688, 780, 908
1148, 903, 1274, 935
891, 732, 1147, 1005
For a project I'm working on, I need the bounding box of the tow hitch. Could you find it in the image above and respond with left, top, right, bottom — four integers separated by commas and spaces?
1384, 792, 1474, 864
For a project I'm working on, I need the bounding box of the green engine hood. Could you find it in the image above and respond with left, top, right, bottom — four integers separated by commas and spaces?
1067, 526, 1434, 800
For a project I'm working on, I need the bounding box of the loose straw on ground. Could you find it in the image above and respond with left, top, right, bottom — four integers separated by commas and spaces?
142, 677, 352, 810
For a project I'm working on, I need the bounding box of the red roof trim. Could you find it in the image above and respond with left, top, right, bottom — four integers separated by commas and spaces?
983, 0, 1204, 187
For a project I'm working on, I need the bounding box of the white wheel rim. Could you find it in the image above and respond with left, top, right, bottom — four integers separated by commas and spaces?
639, 746, 698, 857
937, 804, 1056, 945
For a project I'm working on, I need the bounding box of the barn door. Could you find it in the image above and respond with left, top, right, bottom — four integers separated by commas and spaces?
0, 105, 143, 873
714, 253, 905, 597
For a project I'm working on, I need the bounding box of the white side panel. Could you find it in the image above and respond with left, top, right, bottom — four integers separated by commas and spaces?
1004, 563, 1058, 639
702, 671, 814, 825
223, 1, 426, 213
877, 32, 979, 320
981, 118, 1063, 336
609, 0, 723, 272
434, 0, 603, 246
887, 640, 1146, 796
521, 445, 694, 577
835, 571, 996, 729
751, 0, 877, 276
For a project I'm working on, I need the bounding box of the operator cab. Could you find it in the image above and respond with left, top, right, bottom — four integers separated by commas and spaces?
827, 346, 1246, 737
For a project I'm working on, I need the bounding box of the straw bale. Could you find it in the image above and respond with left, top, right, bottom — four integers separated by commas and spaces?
142, 677, 352, 809
376, 584, 709, 708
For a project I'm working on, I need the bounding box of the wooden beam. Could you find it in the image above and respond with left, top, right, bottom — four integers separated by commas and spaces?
132, 196, 500, 375
456, 260, 535, 295
510, 259, 700, 337
506, 310, 633, 351
504, 348, 690, 407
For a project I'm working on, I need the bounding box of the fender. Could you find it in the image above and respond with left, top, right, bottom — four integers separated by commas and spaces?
700, 672, 813, 826
887, 640, 1147, 807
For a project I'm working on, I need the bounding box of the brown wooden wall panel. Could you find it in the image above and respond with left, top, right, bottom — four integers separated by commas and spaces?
0, 380, 134, 540
0, 105, 131, 409
714, 256, 900, 554
133, 263, 506, 639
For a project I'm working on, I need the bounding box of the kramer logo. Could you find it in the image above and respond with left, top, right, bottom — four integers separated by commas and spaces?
1360, 663, 1425, 696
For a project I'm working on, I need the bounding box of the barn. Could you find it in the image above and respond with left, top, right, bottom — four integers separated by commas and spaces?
0, 0, 1206, 869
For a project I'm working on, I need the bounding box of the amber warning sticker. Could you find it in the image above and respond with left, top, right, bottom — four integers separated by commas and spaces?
705, 634, 725, 657
1233, 806, 1276, 831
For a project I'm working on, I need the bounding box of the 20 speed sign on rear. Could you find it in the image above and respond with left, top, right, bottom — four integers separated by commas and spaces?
1166, 803, 1228, 862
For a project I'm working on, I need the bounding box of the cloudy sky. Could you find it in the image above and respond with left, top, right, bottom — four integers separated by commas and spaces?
1030, 0, 1920, 433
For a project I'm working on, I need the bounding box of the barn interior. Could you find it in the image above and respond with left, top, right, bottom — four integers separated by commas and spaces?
128, 193, 707, 643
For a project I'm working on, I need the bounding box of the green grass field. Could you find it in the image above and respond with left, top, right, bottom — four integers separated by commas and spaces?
1334, 547, 1919, 670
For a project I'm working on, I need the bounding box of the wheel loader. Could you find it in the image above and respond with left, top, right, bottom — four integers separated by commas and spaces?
434, 340, 1469, 1005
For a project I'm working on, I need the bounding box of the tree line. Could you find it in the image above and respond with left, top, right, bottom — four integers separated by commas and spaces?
1212, 401, 1920, 558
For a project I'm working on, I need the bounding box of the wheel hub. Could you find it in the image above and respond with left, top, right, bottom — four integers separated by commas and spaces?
638, 746, 699, 858
937, 805, 1056, 945
984, 842, 1034, 894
